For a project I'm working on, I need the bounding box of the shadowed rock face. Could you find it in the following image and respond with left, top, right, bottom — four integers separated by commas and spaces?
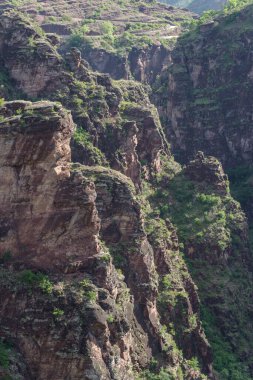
0, 101, 100, 271
153, 4, 253, 170
82, 44, 173, 84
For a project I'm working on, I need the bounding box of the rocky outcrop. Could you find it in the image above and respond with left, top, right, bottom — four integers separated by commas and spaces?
82, 44, 173, 84
0, 100, 101, 271
184, 151, 229, 195
0, 13, 63, 98
0, 101, 149, 380
183, 153, 249, 262
78, 49, 129, 81
76, 165, 215, 378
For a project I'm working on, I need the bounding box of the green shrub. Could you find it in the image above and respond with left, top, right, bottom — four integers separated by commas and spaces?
18, 270, 53, 294
38, 276, 53, 294
138, 367, 175, 380
107, 314, 114, 323
72, 96, 83, 108
196, 193, 220, 205
188, 314, 197, 331
100, 21, 114, 36
149, 358, 158, 371
73, 128, 106, 165
79, 278, 92, 288
187, 357, 200, 371
78, 278, 97, 301
0, 340, 10, 369
100, 254, 111, 264
67, 31, 93, 49
0, 250, 12, 264
61, 14, 72, 22
201, 306, 252, 380
224, 0, 253, 13
52, 308, 64, 318
19, 270, 39, 285
85, 290, 97, 302
161, 274, 172, 289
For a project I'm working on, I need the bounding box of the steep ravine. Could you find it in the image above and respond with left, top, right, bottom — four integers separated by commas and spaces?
0, 4, 253, 380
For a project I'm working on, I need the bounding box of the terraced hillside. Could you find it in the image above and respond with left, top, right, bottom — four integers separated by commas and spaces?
1, 0, 195, 39
159, 0, 226, 14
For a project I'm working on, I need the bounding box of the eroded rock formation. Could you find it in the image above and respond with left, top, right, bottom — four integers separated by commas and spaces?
0, 3, 253, 380
0, 100, 215, 379
0, 101, 101, 271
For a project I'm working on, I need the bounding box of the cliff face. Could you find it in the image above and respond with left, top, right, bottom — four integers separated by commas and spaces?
0, 101, 213, 380
0, 100, 101, 271
1, 0, 194, 90
79, 165, 214, 377
0, 3, 253, 380
80, 44, 173, 84
154, 4, 253, 169
0, 14, 213, 374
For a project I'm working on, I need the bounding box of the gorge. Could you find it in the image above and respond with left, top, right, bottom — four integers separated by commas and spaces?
0, 1, 253, 380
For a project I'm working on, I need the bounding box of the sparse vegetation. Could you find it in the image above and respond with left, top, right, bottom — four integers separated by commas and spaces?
73, 128, 107, 165
52, 308, 64, 318
1, 2, 253, 380
106, 314, 114, 323
18, 270, 53, 294
0, 340, 10, 369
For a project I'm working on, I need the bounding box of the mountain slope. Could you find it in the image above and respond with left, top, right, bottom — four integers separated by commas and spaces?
159, 0, 227, 13
0, 2, 253, 380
